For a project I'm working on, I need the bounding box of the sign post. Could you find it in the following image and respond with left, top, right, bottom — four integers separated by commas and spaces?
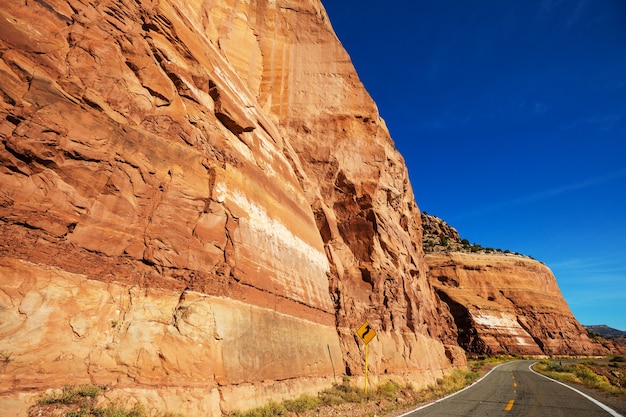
356, 321, 377, 394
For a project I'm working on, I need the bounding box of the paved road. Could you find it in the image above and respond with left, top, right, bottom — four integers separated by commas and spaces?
402, 360, 622, 417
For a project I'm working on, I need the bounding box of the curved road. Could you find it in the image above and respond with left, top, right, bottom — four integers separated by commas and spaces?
402, 360, 622, 417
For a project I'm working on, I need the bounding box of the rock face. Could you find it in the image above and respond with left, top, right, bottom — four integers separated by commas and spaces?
422, 215, 607, 356
0, 0, 462, 415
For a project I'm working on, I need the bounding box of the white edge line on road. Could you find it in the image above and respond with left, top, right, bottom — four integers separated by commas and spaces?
528, 361, 623, 417
396, 362, 508, 417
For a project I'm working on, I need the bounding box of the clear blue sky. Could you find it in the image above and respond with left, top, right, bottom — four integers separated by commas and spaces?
322, 1, 626, 331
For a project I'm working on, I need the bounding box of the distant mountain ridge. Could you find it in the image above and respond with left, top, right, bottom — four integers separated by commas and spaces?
586, 325, 626, 339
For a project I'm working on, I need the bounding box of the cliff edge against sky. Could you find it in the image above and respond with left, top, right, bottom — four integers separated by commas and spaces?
422, 213, 606, 357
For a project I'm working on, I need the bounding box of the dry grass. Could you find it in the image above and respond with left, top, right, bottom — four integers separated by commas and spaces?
30, 359, 506, 417
534, 359, 626, 397
30, 385, 184, 417
228, 364, 487, 417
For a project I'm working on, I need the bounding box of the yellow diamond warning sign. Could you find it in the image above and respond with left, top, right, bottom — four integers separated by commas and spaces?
356, 321, 376, 345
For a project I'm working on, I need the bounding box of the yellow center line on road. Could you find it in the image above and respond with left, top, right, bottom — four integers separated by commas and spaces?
504, 399, 515, 411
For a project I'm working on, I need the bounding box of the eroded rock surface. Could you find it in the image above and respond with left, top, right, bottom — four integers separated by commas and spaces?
422, 214, 606, 356
427, 253, 607, 356
0, 0, 461, 415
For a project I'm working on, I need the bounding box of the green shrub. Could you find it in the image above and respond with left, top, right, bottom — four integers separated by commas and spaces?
39, 385, 101, 405
229, 402, 287, 417
321, 381, 365, 403
375, 380, 402, 400
283, 394, 321, 413
573, 365, 609, 388
36, 385, 184, 417
538, 359, 574, 373
91, 403, 145, 417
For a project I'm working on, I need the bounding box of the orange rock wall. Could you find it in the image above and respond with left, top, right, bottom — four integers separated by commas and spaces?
427, 253, 607, 356
0, 0, 461, 415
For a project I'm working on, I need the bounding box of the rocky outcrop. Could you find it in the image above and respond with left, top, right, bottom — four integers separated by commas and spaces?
422, 213, 527, 257
0, 0, 462, 415
422, 213, 462, 244
422, 214, 607, 356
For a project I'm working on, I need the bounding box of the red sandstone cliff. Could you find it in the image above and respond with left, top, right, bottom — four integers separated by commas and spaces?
428, 253, 608, 356
422, 214, 607, 357
0, 1, 461, 415
0, 1, 605, 415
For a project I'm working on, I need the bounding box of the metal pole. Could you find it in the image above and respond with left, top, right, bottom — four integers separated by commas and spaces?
327, 344, 337, 382
365, 342, 369, 395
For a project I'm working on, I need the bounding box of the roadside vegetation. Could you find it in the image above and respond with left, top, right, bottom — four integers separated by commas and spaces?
227, 358, 509, 417
533, 357, 626, 397
27, 357, 515, 417
29, 384, 184, 417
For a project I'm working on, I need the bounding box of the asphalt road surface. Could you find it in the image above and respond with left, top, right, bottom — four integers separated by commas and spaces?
401, 360, 622, 417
